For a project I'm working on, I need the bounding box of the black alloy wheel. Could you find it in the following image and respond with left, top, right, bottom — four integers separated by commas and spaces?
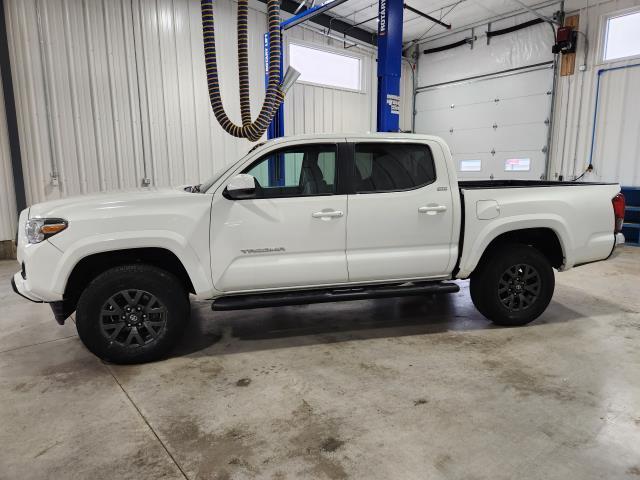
497, 263, 541, 312
100, 289, 168, 348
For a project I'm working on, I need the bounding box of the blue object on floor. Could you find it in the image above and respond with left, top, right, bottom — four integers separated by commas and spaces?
621, 186, 640, 246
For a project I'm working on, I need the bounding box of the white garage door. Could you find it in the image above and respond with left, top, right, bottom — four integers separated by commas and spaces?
414, 65, 554, 181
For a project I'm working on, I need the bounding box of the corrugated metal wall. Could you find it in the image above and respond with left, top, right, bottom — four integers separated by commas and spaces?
0, 75, 17, 241
399, 59, 414, 132
549, 0, 640, 185
4, 0, 265, 203
3, 0, 401, 214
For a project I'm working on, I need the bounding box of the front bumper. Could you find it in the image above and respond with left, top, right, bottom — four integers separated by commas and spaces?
12, 274, 72, 325
11, 272, 44, 303
12, 237, 64, 303
12, 208, 71, 324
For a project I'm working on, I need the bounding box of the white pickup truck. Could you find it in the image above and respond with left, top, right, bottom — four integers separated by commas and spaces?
12, 133, 626, 363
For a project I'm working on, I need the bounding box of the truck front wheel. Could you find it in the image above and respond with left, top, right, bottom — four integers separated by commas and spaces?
76, 264, 190, 364
470, 244, 554, 326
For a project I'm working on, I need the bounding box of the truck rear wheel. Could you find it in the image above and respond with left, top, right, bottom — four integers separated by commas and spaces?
76, 264, 190, 364
470, 244, 554, 326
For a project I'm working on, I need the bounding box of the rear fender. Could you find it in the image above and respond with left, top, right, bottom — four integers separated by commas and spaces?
457, 216, 571, 278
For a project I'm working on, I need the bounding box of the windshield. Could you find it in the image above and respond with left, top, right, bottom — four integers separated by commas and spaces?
200, 163, 238, 192
199, 141, 267, 192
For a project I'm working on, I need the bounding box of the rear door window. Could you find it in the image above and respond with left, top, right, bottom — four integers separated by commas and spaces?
353, 143, 436, 193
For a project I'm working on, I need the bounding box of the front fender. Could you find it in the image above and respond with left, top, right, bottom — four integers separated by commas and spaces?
49, 231, 216, 297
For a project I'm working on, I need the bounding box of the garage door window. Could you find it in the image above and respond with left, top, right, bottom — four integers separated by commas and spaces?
504, 158, 531, 172
603, 9, 640, 62
354, 143, 435, 193
460, 159, 482, 172
244, 145, 337, 198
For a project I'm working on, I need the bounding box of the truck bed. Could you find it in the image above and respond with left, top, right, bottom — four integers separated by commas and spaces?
455, 181, 620, 278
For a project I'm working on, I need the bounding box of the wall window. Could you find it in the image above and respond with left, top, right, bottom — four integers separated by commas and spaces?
460, 159, 482, 172
244, 144, 337, 198
289, 43, 362, 91
354, 143, 435, 193
603, 9, 640, 62
504, 158, 531, 172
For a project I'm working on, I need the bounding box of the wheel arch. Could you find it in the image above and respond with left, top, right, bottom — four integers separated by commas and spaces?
63, 248, 196, 314
476, 228, 564, 272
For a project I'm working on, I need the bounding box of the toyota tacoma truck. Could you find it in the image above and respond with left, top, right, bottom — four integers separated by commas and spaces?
11, 133, 626, 364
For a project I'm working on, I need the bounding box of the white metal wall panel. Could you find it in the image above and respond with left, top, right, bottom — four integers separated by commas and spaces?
399, 60, 414, 132
5, 0, 147, 201
549, 0, 640, 186
0, 78, 17, 241
283, 28, 377, 135
592, 68, 640, 185
4, 0, 264, 200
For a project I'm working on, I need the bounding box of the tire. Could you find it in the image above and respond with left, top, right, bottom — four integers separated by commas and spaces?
470, 243, 554, 326
76, 264, 190, 364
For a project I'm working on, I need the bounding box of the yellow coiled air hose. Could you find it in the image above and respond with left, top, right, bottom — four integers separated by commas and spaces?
201, 0, 299, 141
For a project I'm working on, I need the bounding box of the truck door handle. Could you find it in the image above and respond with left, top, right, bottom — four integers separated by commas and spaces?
312, 210, 344, 219
418, 205, 447, 215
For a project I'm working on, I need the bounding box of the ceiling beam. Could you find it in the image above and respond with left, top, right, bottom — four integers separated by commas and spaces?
404, 4, 451, 30
255, 0, 378, 46
510, 0, 561, 25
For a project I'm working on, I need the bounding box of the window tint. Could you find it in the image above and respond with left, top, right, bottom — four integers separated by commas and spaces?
354, 143, 435, 193
244, 144, 337, 198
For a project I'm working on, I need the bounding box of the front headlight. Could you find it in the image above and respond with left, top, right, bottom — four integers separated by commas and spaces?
25, 218, 68, 244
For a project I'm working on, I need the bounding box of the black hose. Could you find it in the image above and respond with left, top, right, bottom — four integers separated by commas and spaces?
423, 38, 471, 54
486, 18, 544, 37
201, 0, 286, 141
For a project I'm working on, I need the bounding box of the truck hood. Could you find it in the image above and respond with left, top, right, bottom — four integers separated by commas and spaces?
28, 187, 199, 219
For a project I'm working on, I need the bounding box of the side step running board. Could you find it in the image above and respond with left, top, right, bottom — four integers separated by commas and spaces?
212, 281, 460, 311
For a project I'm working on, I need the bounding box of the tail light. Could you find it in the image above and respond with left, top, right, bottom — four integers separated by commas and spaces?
612, 193, 625, 233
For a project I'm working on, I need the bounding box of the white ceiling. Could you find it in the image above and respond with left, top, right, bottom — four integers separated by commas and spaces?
324, 0, 552, 43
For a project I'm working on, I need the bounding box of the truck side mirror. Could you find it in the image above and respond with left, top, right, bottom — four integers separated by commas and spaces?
224, 174, 257, 200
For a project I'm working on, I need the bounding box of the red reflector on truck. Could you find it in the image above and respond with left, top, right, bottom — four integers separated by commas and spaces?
612, 193, 625, 233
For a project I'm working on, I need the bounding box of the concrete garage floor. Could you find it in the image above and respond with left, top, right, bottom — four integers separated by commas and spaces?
1, 249, 639, 480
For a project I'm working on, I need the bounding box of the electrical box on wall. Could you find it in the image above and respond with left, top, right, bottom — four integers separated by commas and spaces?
552, 26, 577, 54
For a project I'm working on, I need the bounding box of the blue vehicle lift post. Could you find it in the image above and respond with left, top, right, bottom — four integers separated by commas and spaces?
376, 0, 403, 132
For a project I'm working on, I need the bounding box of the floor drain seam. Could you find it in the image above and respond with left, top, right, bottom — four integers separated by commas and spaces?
104, 364, 190, 480
0, 334, 77, 355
